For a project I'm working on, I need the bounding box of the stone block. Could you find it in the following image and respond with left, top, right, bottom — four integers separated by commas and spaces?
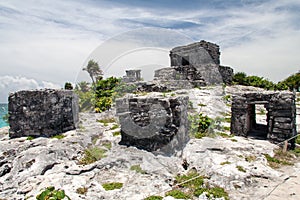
116, 94, 189, 155
8, 89, 79, 138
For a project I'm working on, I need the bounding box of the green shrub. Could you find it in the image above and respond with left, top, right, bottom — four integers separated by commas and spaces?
189, 113, 212, 138
64, 82, 73, 90
165, 190, 191, 199
51, 134, 65, 139
79, 147, 107, 165
236, 165, 246, 172
130, 165, 146, 174
144, 196, 163, 200
194, 187, 229, 200
36, 186, 70, 200
27, 136, 35, 140
102, 182, 123, 191
296, 135, 300, 144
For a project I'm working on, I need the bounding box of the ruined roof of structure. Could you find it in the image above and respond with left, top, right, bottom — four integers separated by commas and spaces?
170, 40, 219, 52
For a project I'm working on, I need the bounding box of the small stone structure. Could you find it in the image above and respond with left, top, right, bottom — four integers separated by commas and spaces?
231, 91, 297, 147
8, 89, 79, 138
122, 70, 142, 83
116, 95, 189, 155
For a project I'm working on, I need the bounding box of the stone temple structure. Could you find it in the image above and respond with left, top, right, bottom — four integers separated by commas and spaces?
231, 91, 297, 148
122, 70, 142, 83
8, 89, 79, 138
116, 95, 189, 155
122, 40, 233, 92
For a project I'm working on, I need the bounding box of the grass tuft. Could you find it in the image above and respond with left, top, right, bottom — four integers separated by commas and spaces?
102, 182, 123, 191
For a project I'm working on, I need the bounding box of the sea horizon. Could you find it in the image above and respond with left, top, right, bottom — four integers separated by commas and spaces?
0, 103, 8, 128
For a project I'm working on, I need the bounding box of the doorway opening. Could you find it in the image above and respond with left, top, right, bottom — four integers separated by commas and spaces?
247, 102, 269, 139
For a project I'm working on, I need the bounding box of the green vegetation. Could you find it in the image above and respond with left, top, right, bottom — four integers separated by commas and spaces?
79, 147, 107, 165
296, 135, 300, 144
110, 124, 119, 130
83, 60, 103, 85
64, 82, 73, 90
231, 139, 238, 142
264, 150, 294, 168
97, 118, 116, 124
130, 165, 146, 174
220, 161, 231, 165
51, 134, 65, 139
27, 136, 35, 140
76, 187, 88, 195
224, 126, 230, 131
236, 165, 246, 173
194, 187, 229, 200
165, 190, 191, 199
222, 95, 231, 102
102, 141, 112, 150
112, 131, 121, 136
233, 71, 300, 91
189, 113, 212, 139
166, 171, 229, 199
102, 182, 123, 191
144, 196, 163, 200
36, 186, 70, 200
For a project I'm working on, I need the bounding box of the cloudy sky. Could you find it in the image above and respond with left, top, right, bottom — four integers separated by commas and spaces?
0, 0, 299, 102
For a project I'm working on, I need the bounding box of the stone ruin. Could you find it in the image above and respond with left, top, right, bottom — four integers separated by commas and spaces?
8, 89, 79, 138
121, 40, 233, 92
116, 95, 189, 155
231, 91, 297, 148
122, 69, 142, 83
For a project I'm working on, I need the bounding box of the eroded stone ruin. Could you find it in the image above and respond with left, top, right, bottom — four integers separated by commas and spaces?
122, 69, 142, 83
121, 40, 233, 92
9, 89, 79, 138
116, 95, 189, 155
231, 91, 297, 147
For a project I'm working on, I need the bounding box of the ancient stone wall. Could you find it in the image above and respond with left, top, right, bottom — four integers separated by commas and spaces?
116, 94, 189, 155
231, 91, 296, 147
219, 66, 234, 85
8, 89, 79, 138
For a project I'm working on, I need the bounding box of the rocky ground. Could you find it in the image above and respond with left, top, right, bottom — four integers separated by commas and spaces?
0, 86, 299, 200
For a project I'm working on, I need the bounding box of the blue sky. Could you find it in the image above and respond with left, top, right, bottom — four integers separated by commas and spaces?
0, 0, 300, 102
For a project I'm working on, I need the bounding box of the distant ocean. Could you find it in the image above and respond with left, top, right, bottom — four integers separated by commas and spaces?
0, 103, 8, 128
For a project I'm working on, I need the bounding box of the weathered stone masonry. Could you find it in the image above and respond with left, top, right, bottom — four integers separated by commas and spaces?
231, 92, 297, 147
9, 89, 79, 138
116, 95, 189, 155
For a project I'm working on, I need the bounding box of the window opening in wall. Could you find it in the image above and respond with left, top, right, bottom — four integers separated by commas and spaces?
247, 103, 269, 139
182, 56, 190, 66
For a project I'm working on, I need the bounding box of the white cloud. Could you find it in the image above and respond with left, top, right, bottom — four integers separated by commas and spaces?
0, 76, 61, 102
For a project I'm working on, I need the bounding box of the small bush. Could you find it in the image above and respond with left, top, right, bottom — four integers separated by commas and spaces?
79, 147, 107, 165
144, 196, 163, 200
296, 135, 300, 144
165, 190, 191, 199
27, 136, 35, 140
130, 165, 146, 174
36, 186, 70, 200
236, 165, 246, 172
102, 182, 123, 191
189, 113, 212, 138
